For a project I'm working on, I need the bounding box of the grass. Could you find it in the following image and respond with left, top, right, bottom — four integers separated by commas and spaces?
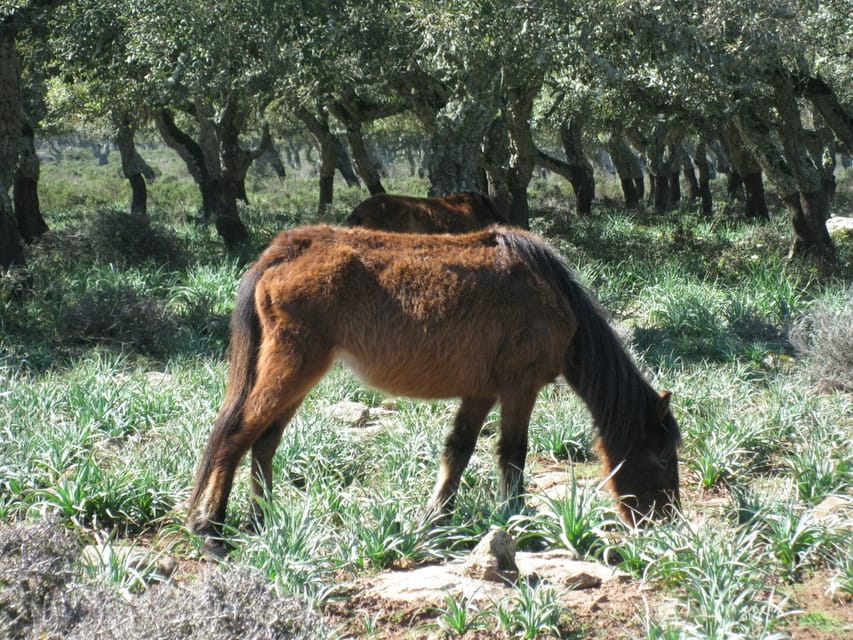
1, 147, 852, 638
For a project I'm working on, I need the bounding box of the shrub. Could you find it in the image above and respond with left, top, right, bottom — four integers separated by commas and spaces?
59, 285, 183, 356
34, 208, 189, 270
0, 520, 327, 640
0, 520, 83, 640
790, 292, 853, 392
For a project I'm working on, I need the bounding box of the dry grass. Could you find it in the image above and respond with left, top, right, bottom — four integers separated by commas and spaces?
0, 521, 327, 640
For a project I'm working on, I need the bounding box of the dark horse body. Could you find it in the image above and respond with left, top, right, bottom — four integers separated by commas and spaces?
345, 192, 504, 233
187, 225, 680, 552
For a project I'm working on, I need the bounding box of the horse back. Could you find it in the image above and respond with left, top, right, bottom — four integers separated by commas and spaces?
252, 225, 574, 398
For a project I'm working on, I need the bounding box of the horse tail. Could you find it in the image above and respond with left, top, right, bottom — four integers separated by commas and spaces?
190, 267, 263, 497
220, 267, 264, 426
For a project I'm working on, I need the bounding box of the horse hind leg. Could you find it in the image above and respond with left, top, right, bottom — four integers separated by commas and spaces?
496, 389, 538, 514
424, 396, 495, 523
249, 400, 303, 530
187, 334, 332, 553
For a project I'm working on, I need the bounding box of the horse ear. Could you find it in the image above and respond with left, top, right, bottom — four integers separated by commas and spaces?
657, 390, 672, 421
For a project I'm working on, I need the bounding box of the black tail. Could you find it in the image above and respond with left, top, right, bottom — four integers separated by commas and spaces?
189, 267, 262, 503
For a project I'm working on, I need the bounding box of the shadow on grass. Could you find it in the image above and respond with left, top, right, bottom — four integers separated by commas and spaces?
1, 209, 238, 372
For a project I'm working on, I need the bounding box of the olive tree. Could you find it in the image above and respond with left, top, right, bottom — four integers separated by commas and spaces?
1, 0, 67, 269
123, 0, 292, 245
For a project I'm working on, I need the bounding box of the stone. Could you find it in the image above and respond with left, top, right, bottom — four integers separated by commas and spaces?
82, 543, 177, 581
462, 527, 519, 584
826, 216, 853, 240
515, 550, 629, 589
328, 401, 370, 426
811, 495, 852, 528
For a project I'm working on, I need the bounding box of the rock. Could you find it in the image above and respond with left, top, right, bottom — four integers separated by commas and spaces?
826, 216, 853, 240
380, 398, 399, 411
462, 527, 519, 584
145, 371, 172, 387
328, 401, 370, 426
366, 561, 506, 606
811, 495, 852, 528
361, 545, 631, 609
515, 550, 629, 589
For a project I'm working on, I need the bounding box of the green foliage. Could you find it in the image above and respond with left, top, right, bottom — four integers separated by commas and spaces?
435, 591, 487, 636
492, 580, 563, 639
508, 474, 619, 558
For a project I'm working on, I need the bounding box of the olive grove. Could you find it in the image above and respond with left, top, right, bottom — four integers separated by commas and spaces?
1, 0, 852, 264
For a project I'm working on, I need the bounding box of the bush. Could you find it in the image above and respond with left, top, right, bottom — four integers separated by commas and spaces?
0, 520, 83, 640
0, 520, 327, 640
790, 292, 853, 392
59, 286, 183, 357
34, 208, 189, 270
67, 565, 328, 640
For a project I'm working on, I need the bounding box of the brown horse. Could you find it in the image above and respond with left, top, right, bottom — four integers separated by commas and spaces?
187, 225, 680, 554
345, 192, 505, 233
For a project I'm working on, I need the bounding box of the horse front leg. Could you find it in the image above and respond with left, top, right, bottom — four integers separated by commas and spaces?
424, 396, 495, 523
496, 390, 538, 514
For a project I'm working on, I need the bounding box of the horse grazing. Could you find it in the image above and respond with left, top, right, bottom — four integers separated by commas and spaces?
187, 225, 681, 554
345, 192, 505, 233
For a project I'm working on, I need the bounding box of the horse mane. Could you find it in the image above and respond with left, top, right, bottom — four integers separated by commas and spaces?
496, 230, 654, 453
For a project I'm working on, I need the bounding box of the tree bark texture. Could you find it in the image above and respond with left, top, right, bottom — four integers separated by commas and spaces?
501, 78, 542, 228
735, 100, 834, 264
115, 117, 155, 217
721, 122, 768, 219
297, 107, 342, 216
156, 103, 251, 246
14, 120, 47, 242
345, 123, 384, 195
483, 115, 513, 224
404, 71, 497, 198
772, 72, 835, 263
606, 134, 643, 208
799, 74, 853, 153
329, 97, 400, 196
678, 145, 700, 202
0, 33, 25, 268
559, 119, 595, 215
692, 140, 713, 216
632, 124, 679, 212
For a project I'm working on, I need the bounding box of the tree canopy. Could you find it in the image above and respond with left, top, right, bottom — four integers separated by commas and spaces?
2, 0, 852, 265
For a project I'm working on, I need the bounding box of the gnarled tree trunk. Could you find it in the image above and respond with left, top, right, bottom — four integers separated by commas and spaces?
736, 94, 834, 264
502, 79, 541, 228
692, 140, 713, 216
330, 96, 403, 197
155, 99, 255, 247
607, 133, 643, 208
0, 32, 25, 268
297, 107, 348, 217
14, 120, 47, 242
115, 116, 155, 217
721, 122, 768, 219
483, 115, 513, 223
559, 119, 595, 215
